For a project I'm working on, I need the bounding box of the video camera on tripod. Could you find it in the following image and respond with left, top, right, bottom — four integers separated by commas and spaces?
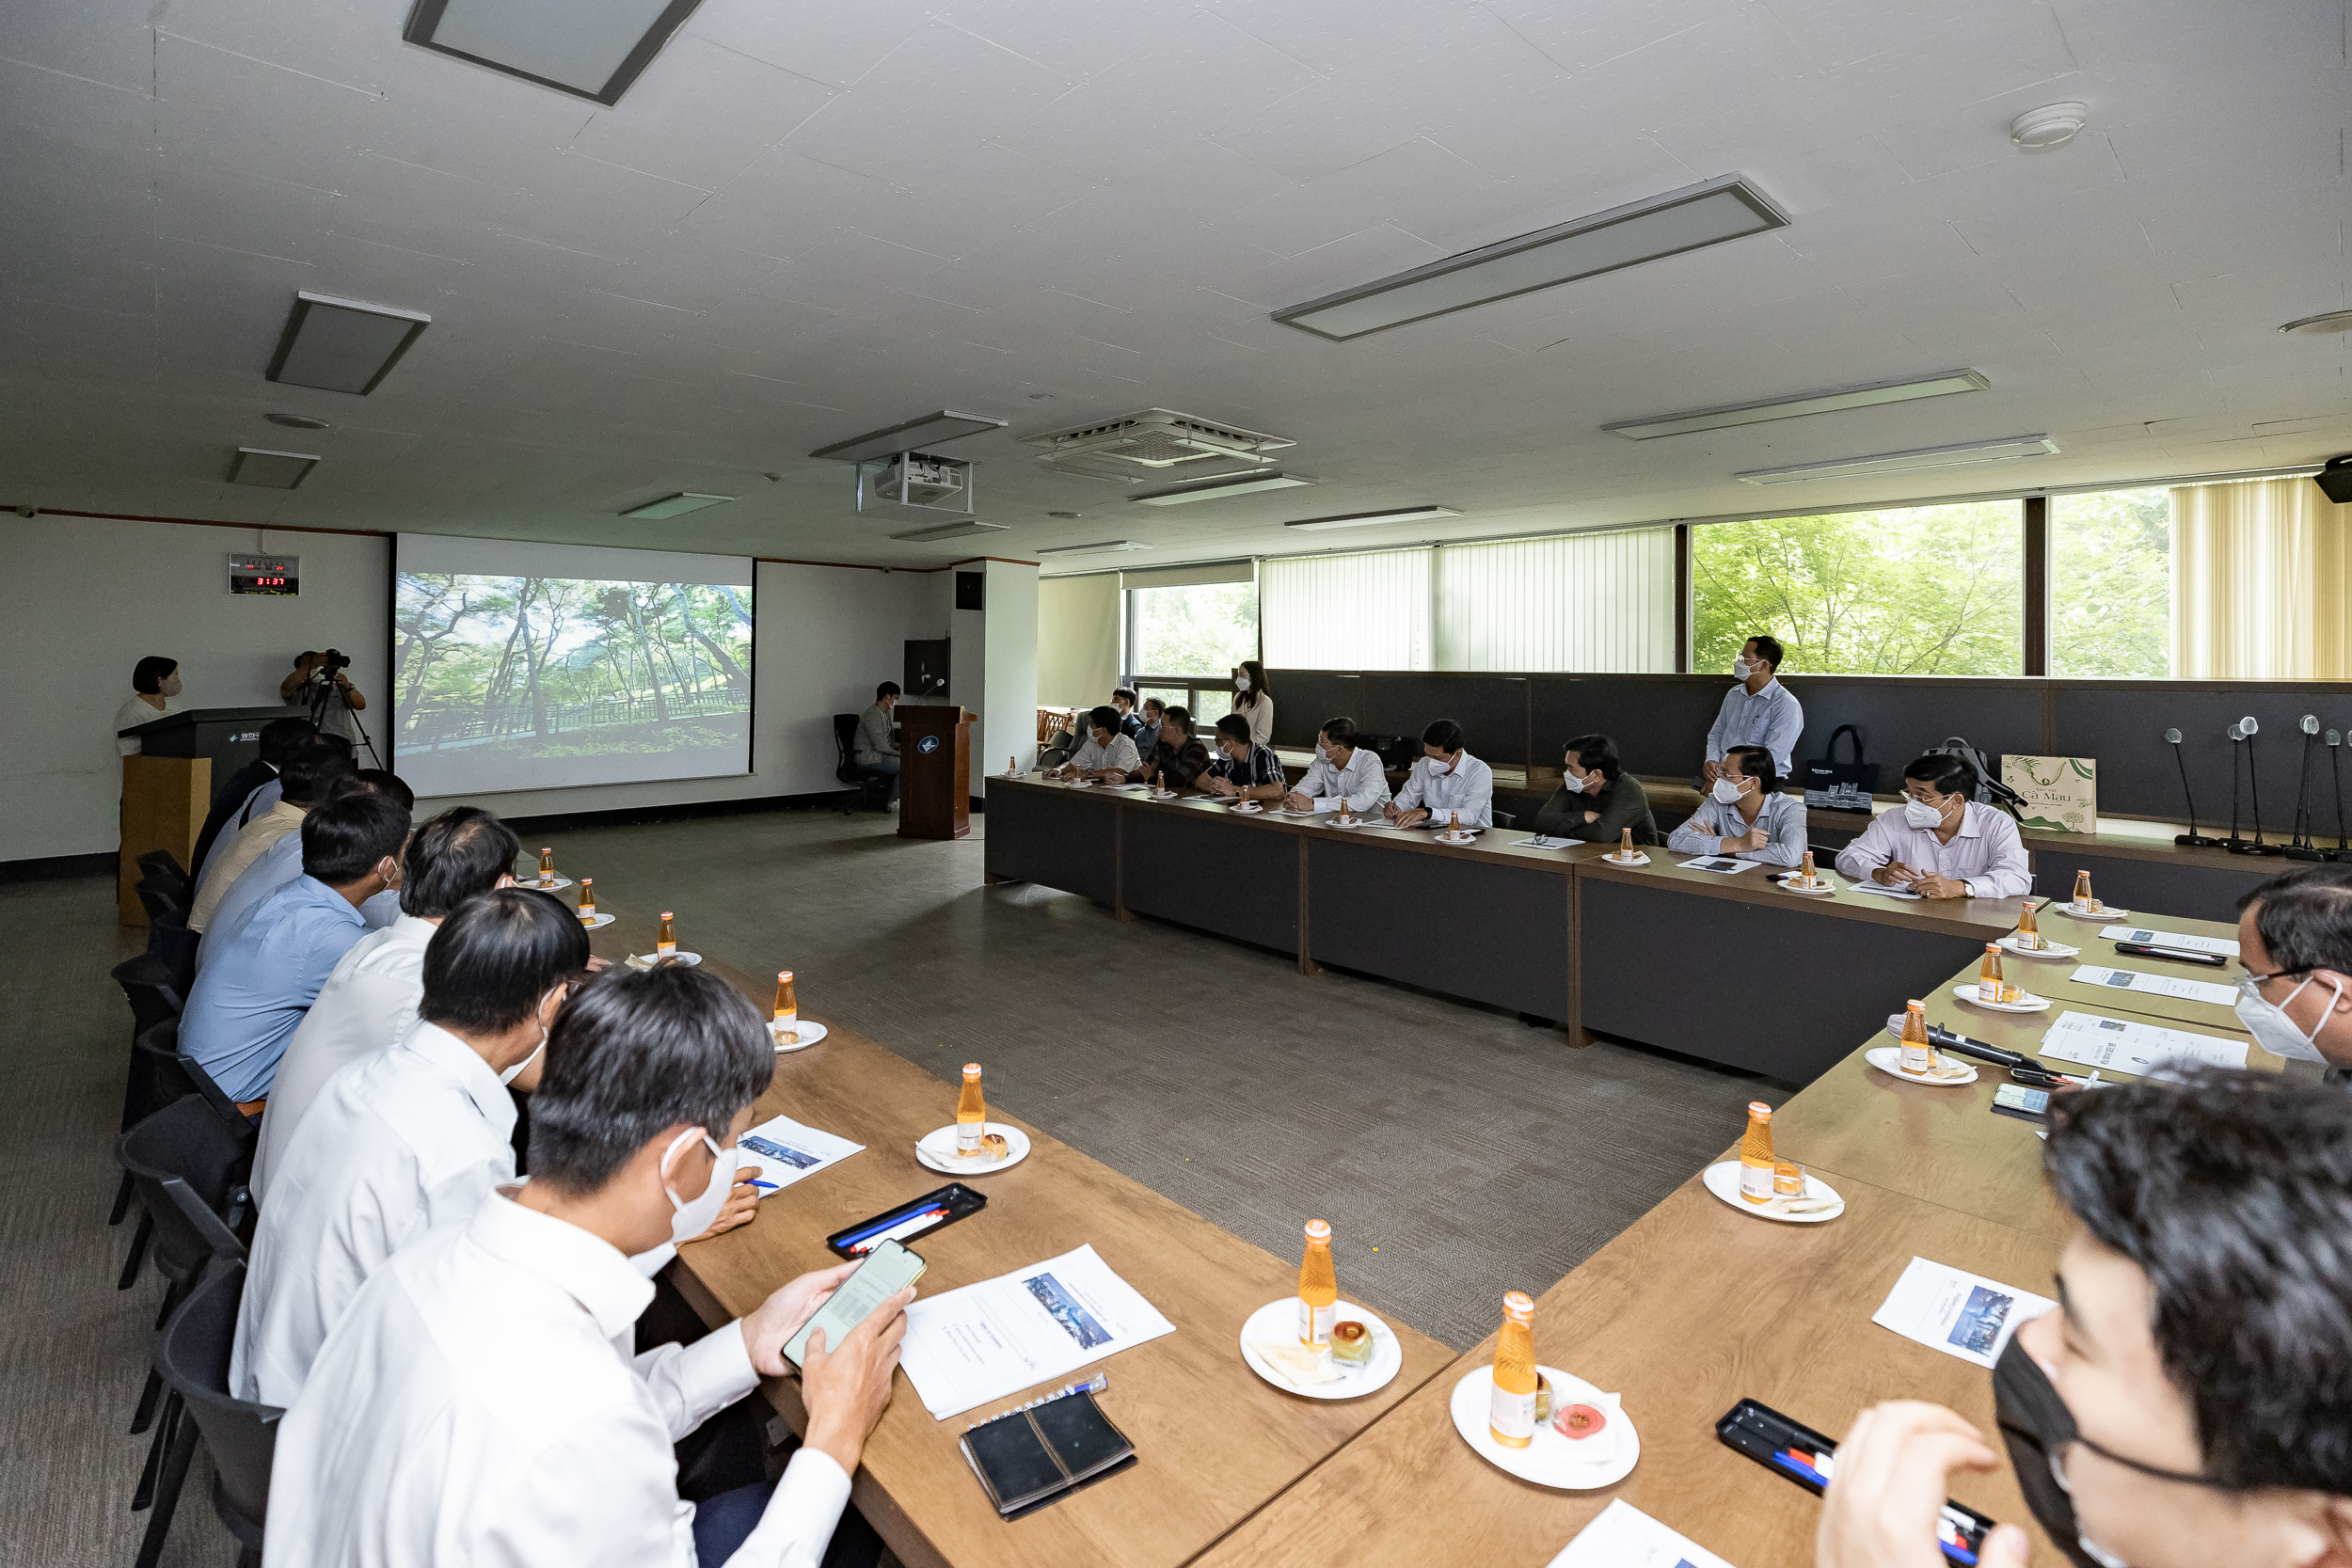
299, 648, 382, 767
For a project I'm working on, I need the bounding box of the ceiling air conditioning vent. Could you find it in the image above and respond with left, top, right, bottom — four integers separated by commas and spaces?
1024, 407, 1294, 482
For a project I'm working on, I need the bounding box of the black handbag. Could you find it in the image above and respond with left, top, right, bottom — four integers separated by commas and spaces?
1799, 724, 1878, 795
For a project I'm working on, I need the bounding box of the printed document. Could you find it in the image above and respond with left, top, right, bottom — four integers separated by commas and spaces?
1849, 879, 1924, 900
2099, 925, 2240, 958
898, 1243, 1176, 1419
1873, 1257, 2054, 1369
2068, 965, 2236, 1007
739, 1113, 863, 1196
1549, 1500, 1738, 1568
2040, 1010, 2249, 1075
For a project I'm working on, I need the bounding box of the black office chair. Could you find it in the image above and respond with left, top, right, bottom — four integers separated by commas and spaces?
832, 714, 891, 813
136, 855, 193, 908
108, 957, 185, 1238
135, 879, 187, 925
146, 906, 199, 997
136, 1260, 279, 1568
137, 849, 192, 888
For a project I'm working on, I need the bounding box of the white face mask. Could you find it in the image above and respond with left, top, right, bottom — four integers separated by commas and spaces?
161, 672, 183, 697
1901, 796, 1945, 829
660, 1127, 739, 1244
1731, 658, 1753, 681
1711, 774, 1749, 805
1234, 674, 1250, 692
2233, 973, 2340, 1065
1426, 755, 1453, 777
1560, 768, 1586, 794
498, 985, 562, 1085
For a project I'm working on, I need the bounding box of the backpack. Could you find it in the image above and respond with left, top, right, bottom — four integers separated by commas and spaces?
1923, 736, 2027, 816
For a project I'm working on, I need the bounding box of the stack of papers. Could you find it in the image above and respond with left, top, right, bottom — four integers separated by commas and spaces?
739, 1114, 862, 1195
2069, 965, 2237, 1006
898, 1244, 1175, 1419
1849, 879, 1924, 900
1549, 1500, 1738, 1568
1873, 1257, 2054, 1369
2041, 1011, 2249, 1074
2099, 925, 2239, 958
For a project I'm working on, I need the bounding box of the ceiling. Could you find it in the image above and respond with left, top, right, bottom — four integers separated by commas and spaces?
2, 0, 2346, 574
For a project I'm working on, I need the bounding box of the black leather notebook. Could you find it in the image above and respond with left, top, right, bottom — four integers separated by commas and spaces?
960, 1390, 1137, 1519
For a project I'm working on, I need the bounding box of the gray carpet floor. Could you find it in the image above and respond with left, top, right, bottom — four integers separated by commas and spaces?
3, 803, 1777, 1564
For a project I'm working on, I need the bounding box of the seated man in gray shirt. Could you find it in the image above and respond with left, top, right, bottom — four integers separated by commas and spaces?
854, 681, 901, 805
1052, 705, 1142, 782
1667, 744, 1806, 867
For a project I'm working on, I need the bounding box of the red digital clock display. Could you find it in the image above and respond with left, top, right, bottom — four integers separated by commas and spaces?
229, 554, 300, 595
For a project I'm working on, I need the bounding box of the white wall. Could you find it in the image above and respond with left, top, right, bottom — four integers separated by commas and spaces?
981, 559, 1040, 778
0, 515, 392, 863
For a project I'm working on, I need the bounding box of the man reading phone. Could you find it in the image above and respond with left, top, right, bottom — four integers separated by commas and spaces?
266, 967, 916, 1568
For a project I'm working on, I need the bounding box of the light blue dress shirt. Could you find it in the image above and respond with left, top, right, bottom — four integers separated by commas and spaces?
196, 832, 399, 968
1667, 790, 1809, 867
1704, 679, 1804, 776
181, 875, 369, 1103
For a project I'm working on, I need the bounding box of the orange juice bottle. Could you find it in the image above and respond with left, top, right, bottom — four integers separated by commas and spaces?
1617, 827, 1634, 859
656, 911, 677, 956
1799, 849, 1819, 885
772, 971, 797, 1041
2015, 900, 2042, 951
1978, 943, 2005, 1002
1489, 1291, 1539, 1448
1449, 811, 1461, 835
1739, 1101, 1776, 1203
1899, 999, 1934, 1075
2073, 870, 2095, 911
1297, 1219, 1337, 1349
577, 878, 596, 923
956, 1063, 986, 1156
538, 847, 556, 885
1009, 754, 1018, 777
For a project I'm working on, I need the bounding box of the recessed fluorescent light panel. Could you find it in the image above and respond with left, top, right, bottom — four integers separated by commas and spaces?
892, 520, 1010, 543
1273, 174, 1788, 341
1737, 435, 2058, 486
621, 493, 734, 519
267, 292, 432, 395
403, 0, 707, 105
1035, 540, 1152, 555
810, 410, 1009, 463
1129, 473, 1316, 507
2280, 309, 2352, 336
1285, 507, 1463, 531
229, 448, 321, 490
1605, 371, 1991, 440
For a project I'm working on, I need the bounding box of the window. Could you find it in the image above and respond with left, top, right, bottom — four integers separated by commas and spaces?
1262, 548, 1432, 671
2051, 486, 2172, 677
1692, 500, 2024, 676
1435, 530, 1674, 672
1124, 579, 1258, 719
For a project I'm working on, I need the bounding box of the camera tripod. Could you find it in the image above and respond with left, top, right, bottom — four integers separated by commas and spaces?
309, 673, 385, 769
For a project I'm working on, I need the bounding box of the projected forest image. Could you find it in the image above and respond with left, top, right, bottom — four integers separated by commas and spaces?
392, 573, 752, 790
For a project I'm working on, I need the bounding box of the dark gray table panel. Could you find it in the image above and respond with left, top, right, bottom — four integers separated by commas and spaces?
2042, 847, 2273, 926
1124, 810, 1299, 953
1578, 877, 1978, 1083
1308, 839, 1567, 1017
981, 785, 1116, 903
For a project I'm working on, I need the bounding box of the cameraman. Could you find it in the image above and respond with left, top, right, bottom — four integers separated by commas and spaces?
283, 650, 367, 741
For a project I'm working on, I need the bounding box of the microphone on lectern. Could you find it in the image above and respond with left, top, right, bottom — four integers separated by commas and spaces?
2166, 728, 2217, 847
2288, 715, 2327, 860
2234, 716, 2284, 856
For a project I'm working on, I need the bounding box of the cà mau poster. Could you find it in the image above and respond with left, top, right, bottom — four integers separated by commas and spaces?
2002, 754, 2097, 833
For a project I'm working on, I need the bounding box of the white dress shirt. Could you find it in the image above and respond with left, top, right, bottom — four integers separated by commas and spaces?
1391, 751, 1495, 829
233, 1019, 516, 1406
264, 1192, 851, 1568
252, 914, 438, 1200
1667, 790, 1809, 867
1835, 800, 2032, 898
1294, 746, 1391, 813
1065, 731, 1141, 775
115, 693, 182, 755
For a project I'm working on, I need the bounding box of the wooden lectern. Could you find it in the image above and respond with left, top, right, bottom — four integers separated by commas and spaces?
118, 705, 288, 927
898, 704, 973, 841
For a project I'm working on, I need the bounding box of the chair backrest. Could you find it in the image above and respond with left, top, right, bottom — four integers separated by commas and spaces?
157, 1261, 280, 1543
137, 848, 193, 886
117, 1096, 251, 1281
147, 907, 199, 997
135, 1018, 249, 1132
834, 714, 864, 782
137, 879, 188, 925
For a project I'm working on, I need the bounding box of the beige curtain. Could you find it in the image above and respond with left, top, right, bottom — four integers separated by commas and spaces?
1036, 573, 1120, 706
2171, 477, 2352, 678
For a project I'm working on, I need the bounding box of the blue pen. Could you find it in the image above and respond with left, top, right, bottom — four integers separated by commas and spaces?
749, 1178, 782, 1192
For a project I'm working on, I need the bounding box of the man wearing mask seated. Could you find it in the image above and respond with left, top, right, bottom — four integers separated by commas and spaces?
1529, 733, 1657, 845
1387, 720, 1493, 830
1201, 713, 1288, 802
1817, 1066, 2352, 1568
1835, 753, 2031, 899
1666, 743, 1805, 866
268, 965, 912, 1568
1138, 706, 1214, 793
2233, 863, 2352, 1082
1282, 717, 1391, 816
1049, 705, 1142, 783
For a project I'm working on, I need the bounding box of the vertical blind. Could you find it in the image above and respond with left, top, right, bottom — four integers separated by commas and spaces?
1262, 530, 1674, 672
2172, 477, 2352, 678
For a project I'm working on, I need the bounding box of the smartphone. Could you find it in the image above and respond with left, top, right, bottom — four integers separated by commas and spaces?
825, 1183, 988, 1259
2113, 941, 2228, 968
1991, 1082, 2052, 1124
1716, 1398, 1997, 1565
783, 1238, 927, 1368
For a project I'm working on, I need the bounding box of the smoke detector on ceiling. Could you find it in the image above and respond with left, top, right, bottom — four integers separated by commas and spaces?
1024, 407, 1295, 482
2010, 102, 2088, 151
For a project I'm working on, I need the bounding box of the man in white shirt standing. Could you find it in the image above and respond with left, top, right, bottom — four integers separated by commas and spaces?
252, 804, 519, 1197
266, 965, 910, 1568
1703, 634, 1804, 784
114, 655, 183, 756
1387, 720, 1494, 830
234, 886, 590, 1405
1282, 716, 1392, 816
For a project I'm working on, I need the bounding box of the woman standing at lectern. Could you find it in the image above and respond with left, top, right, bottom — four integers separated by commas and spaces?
116, 655, 183, 755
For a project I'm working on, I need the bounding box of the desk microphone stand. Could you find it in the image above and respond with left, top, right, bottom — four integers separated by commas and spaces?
2330, 730, 2349, 863
2287, 715, 2326, 860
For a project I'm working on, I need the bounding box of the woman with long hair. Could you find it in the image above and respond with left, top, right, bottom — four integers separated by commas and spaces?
1229, 659, 1273, 747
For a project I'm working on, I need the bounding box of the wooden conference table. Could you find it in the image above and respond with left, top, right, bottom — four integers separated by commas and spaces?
578, 906, 1453, 1568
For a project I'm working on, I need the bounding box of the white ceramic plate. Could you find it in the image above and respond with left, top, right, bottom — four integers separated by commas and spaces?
915, 1123, 1032, 1175
1865, 1046, 1979, 1085
1778, 876, 1836, 896
1237, 1299, 1404, 1401
578, 911, 615, 929
2052, 902, 2128, 920
1435, 830, 1480, 845
1951, 984, 2049, 1013
1996, 934, 2078, 959
1322, 816, 1374, 830
771, 1020, 829, 1053
528, 876, 575, 891
628, 950, 702, 969
1449, 1365, 1639, 1490
1062, 779, 1094, 788
1700, 1161, 1846, 1224
1229, 800, 1264, 815
1151, 789, 1179, 800
1601, 851, 1651, 866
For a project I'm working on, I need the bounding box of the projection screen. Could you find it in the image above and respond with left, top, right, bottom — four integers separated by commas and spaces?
391, 534, 753, 797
